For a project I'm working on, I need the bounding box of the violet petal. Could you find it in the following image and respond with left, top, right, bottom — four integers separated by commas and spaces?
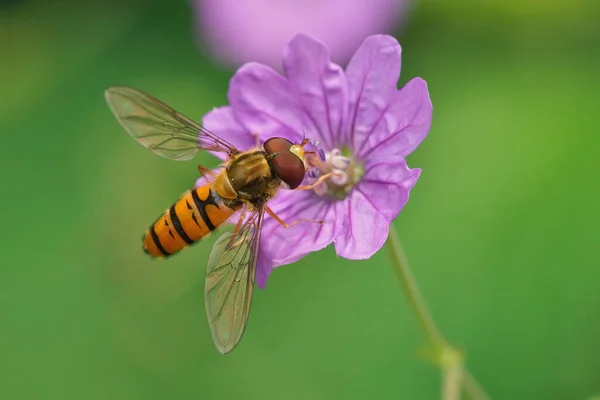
195, 0, 409, 70
255, 190, 342, 288
202, 106, 255, 160
227, 62, 304, 144
333, 190, 390, 259
283, 34, 349, 149
345, 35, 402, 150
357, 77, 432, 160
356, 160, 421, 220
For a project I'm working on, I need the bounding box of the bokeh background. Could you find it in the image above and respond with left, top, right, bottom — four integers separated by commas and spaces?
1, 0, 599, 399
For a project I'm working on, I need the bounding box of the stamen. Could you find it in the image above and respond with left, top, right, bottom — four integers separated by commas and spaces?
313, 182, 328, 196
318, 148, 326, 161
307, 169, 320, 179
307, 147, 364, 200
307, 154, 326, 169
330, 169, 348, 186
331, 156, 351, 170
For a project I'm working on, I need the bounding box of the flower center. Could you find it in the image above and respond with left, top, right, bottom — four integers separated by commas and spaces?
306, 146, 364, 200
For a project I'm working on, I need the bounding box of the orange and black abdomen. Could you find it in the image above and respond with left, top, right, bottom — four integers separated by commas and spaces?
143, 184, 239, 258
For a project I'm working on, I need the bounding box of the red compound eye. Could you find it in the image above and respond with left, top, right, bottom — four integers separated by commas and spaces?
271, 151, 305, 189
264, 137, 293, 155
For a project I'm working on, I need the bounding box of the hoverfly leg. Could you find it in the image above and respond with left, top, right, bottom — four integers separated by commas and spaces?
265, 206, 324, 228
232, 209, 247, 234
197, 164, 219, 179
251, 132, 261, 149
294, 172, 336, 191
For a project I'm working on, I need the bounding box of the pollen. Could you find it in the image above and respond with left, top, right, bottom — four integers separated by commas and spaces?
307, 147, 364, 200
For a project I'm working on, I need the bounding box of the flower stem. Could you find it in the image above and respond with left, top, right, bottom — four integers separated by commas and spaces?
385, 225, 491, 400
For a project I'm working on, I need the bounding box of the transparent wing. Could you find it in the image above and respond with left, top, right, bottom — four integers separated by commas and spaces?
105, 86, 240, 160
204, 208, 264, 354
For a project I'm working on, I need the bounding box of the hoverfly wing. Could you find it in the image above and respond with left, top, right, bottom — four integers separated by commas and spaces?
204, 208, 264, 354
105, 86, 239, 160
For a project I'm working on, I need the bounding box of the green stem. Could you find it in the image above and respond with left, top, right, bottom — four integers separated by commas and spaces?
442, 362, 463, 400
386, 226, 446, 350
385, 225, 491, 400
462, 370, 492, 400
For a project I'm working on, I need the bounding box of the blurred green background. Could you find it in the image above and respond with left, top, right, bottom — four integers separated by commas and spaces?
1, 0, 599, 399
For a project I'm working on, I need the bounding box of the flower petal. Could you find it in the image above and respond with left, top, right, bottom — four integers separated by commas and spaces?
195, 0, 409, 70
283, 34, 349, 149
356, 77, 432, 160
356, 160, 421, 220
255, 190, 342, 288
333, 189, 390, 259
202, 106, 255, 160
227, 62, 304, 144
345, 35, 402, 150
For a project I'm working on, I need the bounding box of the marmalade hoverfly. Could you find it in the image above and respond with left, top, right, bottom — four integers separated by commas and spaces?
104, 86, 331, 354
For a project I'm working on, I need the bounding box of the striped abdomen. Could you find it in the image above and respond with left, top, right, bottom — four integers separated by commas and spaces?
143, 184, 240, 258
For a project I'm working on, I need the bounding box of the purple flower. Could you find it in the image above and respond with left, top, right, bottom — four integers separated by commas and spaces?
197, 34, 432, 288
193, 0, 409, 69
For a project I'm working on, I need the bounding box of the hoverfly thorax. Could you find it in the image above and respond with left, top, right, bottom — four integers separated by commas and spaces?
263, 137, 306, 190
226, 151, 272, 199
